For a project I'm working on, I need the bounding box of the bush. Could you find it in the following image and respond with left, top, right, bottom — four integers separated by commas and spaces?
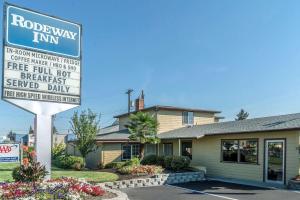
54, 155, 84, 170
52, 143, 66, 159
164, 156, 174, 169
117, 165, 163, 175
170, 156, 191, 171
105, 162, 125, 169
156, 155, 165, 166
13, 146, 48, 182
124, 157, 140, 167
141, 155, 157, 165
117, 166, 133, 175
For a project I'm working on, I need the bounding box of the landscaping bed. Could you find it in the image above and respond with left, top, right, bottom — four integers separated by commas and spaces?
0, 178, 119, 200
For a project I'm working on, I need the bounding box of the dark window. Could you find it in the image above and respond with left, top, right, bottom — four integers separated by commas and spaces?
221, 139, 258, 164
164, 143, 173, 156
131, 144, 140, 158
182, 141, 192, 159
122, 144, 140, 160
183, 111, 194, 125
239, 140, 258, 163
222, 140, 238, 162
122, 145, 131, 160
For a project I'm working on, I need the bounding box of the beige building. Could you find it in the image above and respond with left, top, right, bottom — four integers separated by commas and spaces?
67, 94, 300, 186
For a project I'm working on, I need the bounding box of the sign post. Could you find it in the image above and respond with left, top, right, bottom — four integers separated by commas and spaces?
2, 3, 82, 179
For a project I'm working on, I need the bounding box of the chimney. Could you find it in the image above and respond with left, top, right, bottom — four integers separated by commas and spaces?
135, 90, 145, 111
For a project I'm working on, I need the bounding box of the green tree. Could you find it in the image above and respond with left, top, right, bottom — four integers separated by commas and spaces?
125, 112, 160, 159
235, 109, 249, 121
28, 126, 34, 135
70, 109, 100, 166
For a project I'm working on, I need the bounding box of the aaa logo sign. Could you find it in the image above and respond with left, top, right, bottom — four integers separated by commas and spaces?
0, 145, 12, 153
0, 144, 20, 162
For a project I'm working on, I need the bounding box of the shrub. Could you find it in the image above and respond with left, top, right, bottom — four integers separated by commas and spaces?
131, 165, 163, 175
170, 156, 191, 171
164, 156, 174, 169
124, 157, 140, 167
117, 166, 133, 175
105, 162, 125, 169
118, 165, 163, 175
12, 146, 48, 182
156, 155, 165, 167
52, 143, 66, 159
141, 155, 157, 165
54, 155, 84, 170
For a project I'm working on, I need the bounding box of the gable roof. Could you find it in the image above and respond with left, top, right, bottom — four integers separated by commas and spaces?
158, 113, 300, 139
114, 105, 221, 118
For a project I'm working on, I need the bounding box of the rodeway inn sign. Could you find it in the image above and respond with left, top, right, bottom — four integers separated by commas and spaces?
1, 3, 82, 179
6, 5, 81, 58
2, 3, 82, 105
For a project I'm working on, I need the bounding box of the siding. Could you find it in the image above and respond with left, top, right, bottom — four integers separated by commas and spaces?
86, 145, 102, 169
190, 130, 300, 184
157, 110, 215, 133
102, 143, 122, 165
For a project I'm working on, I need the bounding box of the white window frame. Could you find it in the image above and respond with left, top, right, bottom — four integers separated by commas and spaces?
182, 111, 194, 125
121, 144, 140, 160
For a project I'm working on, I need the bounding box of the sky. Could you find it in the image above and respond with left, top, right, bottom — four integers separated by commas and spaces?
1, 0, 300, 136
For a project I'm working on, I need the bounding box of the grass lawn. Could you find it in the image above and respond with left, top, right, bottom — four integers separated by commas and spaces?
0, 163, 119, 183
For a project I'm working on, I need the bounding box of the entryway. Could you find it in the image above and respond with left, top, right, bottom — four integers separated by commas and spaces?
264, 139, 285, 184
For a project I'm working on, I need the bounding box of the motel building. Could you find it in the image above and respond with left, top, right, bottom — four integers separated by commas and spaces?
67, 93, 300, 186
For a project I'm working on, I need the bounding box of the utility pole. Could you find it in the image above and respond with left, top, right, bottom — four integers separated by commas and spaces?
125, 89, 134, 114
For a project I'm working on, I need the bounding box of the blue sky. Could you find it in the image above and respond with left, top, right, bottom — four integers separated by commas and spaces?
1, 0, 300, 135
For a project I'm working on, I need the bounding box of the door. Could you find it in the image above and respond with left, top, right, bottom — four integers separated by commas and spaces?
265, 139, 285, 184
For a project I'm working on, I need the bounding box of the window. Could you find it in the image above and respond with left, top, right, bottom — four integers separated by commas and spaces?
122, 145, 131, 160
163, 143, 173, 156
122, 144, 140, 160
145, 144, 156, 155
221, 139, 258, 164
183, 111, 194, 125
182, 141, 192, 159
239, 140, 258, 163
132, 144, 140, 158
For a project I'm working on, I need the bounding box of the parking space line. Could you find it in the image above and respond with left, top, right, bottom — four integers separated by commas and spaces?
166, 184, 239, 200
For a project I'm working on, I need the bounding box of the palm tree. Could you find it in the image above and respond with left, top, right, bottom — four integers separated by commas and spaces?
125, 112, 160, 159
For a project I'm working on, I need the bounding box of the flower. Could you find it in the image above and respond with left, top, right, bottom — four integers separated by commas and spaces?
29, 151, 36, 158
23, 158, 29, 166
22, 146, 29, 152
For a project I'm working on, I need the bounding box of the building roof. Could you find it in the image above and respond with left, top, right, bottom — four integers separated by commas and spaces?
158, 113, 300, 139
95, 129, 131, 141
98, 124, 119, 135
114, 105, 221, 118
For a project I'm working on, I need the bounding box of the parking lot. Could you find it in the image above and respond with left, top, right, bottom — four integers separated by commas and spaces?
122, 180, 300, 200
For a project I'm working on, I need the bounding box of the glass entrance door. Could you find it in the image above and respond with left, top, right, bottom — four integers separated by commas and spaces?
265, 140, 285, 184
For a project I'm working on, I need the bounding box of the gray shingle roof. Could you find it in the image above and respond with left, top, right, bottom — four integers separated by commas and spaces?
96, 129, 130, 141
114, 105, 221, 118
158, 113, 300, 139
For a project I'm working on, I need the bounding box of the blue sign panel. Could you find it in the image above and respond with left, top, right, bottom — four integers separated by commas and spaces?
6, 5, 81, 58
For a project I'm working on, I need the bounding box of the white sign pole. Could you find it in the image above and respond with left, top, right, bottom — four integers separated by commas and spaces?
7, 99, 77, 179
34, 114, 52, 179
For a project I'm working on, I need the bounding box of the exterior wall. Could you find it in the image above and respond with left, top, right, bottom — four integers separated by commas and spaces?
158, 139, 180, 156
86, 144, 103, 169
188, 130, 300, 184
52, 134, 67, 147
66, 142, 82, 156
102, 143, 122, 165
157, 110, 215, 133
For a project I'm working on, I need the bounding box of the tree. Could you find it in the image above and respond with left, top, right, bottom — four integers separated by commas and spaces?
70, 109, 100, 166
28, 126, 34, 135
235, 109, 249, 121
125, 112, 160, 159
7, 130, 15, 142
